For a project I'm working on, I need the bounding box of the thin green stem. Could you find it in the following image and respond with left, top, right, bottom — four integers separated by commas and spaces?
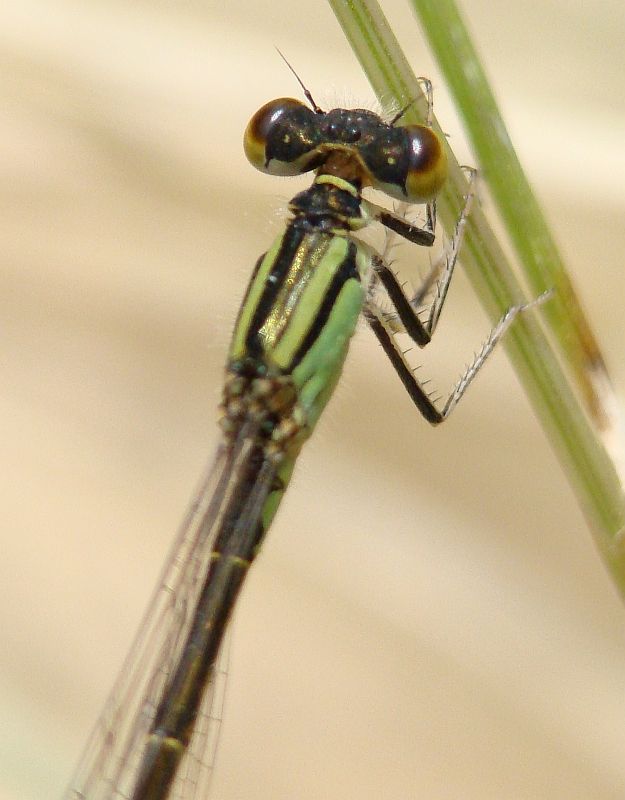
327, 0, 625, 594
412, 0, 617, 434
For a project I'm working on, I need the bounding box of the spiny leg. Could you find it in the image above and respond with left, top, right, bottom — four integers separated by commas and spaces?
364, 302, 443, 424
370, 168, 478, 349
365, 290, 552, 426
365, 161, 550, 422
389, 77, 434, 128
373, 168, 477, 347
364, 86, 549, 425
413, 168, 477, 329
362, 143, 439, 248
363, 197, 435, 248
439, 290, 552, 418
416, 76, 434, 127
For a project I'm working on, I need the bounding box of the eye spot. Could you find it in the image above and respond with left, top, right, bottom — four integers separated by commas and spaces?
283, 134, 291, 143
387, 156, 396, 165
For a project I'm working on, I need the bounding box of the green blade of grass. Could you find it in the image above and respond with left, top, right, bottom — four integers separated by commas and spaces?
412, 0, 620, 442
327, 0, 625, 593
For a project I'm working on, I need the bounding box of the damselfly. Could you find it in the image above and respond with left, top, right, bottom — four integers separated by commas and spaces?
64, 73, 545, 800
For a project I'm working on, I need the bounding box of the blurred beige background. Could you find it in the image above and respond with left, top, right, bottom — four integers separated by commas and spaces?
2, 1, 625, 798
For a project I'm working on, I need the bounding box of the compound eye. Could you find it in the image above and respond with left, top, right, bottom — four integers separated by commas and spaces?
402, 125, 447, 203
243, 98, 320, 176
362, 124, 448, 203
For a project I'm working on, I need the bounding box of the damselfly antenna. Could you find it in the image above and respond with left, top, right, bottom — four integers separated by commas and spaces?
275, 47, 323, 114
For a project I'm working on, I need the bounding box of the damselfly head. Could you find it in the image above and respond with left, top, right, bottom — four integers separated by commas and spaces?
243, 98, 447, 204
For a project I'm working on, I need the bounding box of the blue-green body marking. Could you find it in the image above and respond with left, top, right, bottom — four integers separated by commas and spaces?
233, 223, 366, 426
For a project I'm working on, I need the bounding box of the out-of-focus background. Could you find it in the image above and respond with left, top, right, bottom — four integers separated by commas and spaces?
2, 1, 625, 798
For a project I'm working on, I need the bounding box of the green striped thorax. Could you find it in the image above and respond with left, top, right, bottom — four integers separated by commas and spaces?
219, 97, 447, 464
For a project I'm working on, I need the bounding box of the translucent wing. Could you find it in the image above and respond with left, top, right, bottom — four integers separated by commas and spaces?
166, 629, 230, 800
64, 422, 273, 799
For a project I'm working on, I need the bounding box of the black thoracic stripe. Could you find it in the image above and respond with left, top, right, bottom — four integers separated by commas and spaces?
289, 240, 360, 370
231, 252, 264, 337
245, 225, 307, 356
